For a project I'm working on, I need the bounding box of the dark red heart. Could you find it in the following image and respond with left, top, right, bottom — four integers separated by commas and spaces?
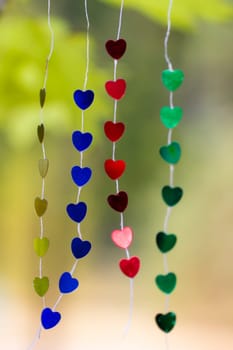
105, 79, 126, 100
119, 256, 140, 278
105, 39, 127, 60
104, 121, 125, 142
104, 159, 126, 180
107, 191, 128, 212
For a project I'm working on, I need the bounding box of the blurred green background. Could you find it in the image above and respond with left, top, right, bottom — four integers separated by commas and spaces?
0, 0, 233, 349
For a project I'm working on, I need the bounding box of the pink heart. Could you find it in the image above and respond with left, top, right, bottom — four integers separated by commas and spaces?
111, 226, 133, 249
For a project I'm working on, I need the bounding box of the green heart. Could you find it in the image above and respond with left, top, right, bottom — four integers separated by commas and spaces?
162, 69, 184, 91
155, 312, 176, 333
34, 197, 48, 217
37, 124, 45, 143
40, 88, 46, 108
162, 186, 183, 206
38, 159, 49, 178
33, 237, 50, 257
33, 276, 49, 297
160, 106, 183, 129
159, 142, 181, 164
155, 272, 177, 294
156, 232, 177, 253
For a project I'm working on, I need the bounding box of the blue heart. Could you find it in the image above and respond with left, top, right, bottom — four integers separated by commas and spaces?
59, 272, 79, 294
71, 237, 92, 259
41, 307, 61, 330
73, 90, 94, 110
72, 131, 93, 152
71, 166, 92, 187
66, 202, 87, 223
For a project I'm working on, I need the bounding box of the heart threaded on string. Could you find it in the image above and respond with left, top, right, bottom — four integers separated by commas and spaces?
105, 39, 127, 59
104, 121, 125, 142
162, 69, 184, 91
119, 256, 140, 278
107, 191, 128, 212
59, 272, 79, 294
71, 237, 92, 259
155, 272, 177, 294
104, 159, 126, 180
156, 232, 177, 253
105, 79, 126, 100
162, 186, 183, 206
111, 226, 133, 249
72, 131, 93, 152
73, 90, 94, 110
66, 202, 87, 223
155, 312, 176, 333
41, 308, 61, 330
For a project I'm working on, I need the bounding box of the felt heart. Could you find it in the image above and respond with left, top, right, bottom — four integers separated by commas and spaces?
33, 237, 50, 257
59, 272, 79, 294
37, 124, 45, 143
38, 159, 49, 178
155, 273, 177, 294
156, 232, 177, 253
162, 186, 183, 206
107, 191, 128, 212
104, 121, 125, 142
41, 307, 61, 330
40, 88, 46, 108
33, 276, 49, 297
119, 256, 140, 278
34, 197, 48, 217
160, 106, 183, 129
73, 89, 94, 110
72, 131, 93, 152
155, 312, 176, 333
71, 166, 92, 187
111, 226, 133, 249
71, 237, 92, 259
66, 202, 87, 223
105, 39, 127, 59
104, 159, 126, 180
159, 142, 181, 164
162, 69, 184, 91
105, 79, 126, 100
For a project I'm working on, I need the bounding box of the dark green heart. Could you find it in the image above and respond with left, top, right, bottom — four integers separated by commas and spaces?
155, 312, 176, 333
33, 276, 49, 297
156, 232, 177, 253
160, 106, 183, 129
37, 124, 45, 143
162, 69, 184, 91
40, 88, 46, 108
162, 186, 183, 206
159, 142, 181, 164
34, 197, 48, 217
155, 272, 177, 294
33, 237, 50, 257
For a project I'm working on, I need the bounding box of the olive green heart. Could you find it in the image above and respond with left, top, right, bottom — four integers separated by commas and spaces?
33, 276, 49, 297
162, 186, 183, 206
155, 312, 176, 333
160, 106, 183, 129
33, 237, 50, 257
37, 124, 45, 143
156, 232, 177, 253
38, 159, 49, 178
159, 142, 181, 164
34, 197, 48, 217
40, 88, 46, 108
162, 69, 184, 91
155, 272, 177, 294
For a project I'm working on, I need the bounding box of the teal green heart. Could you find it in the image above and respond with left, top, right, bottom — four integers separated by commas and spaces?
33, 276, 49, 297
33, 237, 50, 257
156, 232, 177, 253
162, 69, 184, 91
160, 106, 183, 129
155, 272, 177, 294
162, 186, 183, 206
155, 312, 176, 333
159, 142, 181, 164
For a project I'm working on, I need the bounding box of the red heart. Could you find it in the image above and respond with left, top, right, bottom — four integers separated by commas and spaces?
111, 226, 133, 249
107, 191, 128, 212
104, 159, 126, 180
105, 39, 127, 59
105, 79, 126, 100
104, 121, 125, 142
119, 256, 140, 278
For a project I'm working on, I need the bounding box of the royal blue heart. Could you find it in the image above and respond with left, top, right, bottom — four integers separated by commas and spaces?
59, 272, 79, 294
72, 131, 93, 152
41, 307, 61, 330
66, 202, 87, 223
71, 166, 92, 187
73, 90, 94, 110
71, 237, 92, 259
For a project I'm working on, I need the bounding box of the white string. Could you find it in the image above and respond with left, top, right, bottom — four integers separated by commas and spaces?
27, 326, 42, 350
83, 0, 90, 90
117, 0, 124, 40
164, 0, 174, 71
122, 278, 134, 337
43, 0, 55, 89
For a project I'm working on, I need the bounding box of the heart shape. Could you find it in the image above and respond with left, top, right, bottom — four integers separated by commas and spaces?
105, 39, 127, 59
162, 69, 184, 91
155, 312, 176, 333
33, 276, 49, 297
71, 166, 92, 187
72, 131, 93, 152
33, 237, 50, 257
40, 88, 46, 108
71, 237, 92, 259
104, 159, 126, 180
162, 186, 183, 206
107, 191, 128, 212
41, 307, 61, 330
156, 232, 177, 253
160, 106, 183, 129
34, 197, 48, 217
37, 123, 45, 143
104, 121, 125, 142
105, 79, 126, 100
111, 226, 133, 249
119, 256, 140, 278
155, 272, 177, 294
159, 142, 181, 164
38, 159, 49, 178
73, 90, 94, 110
59, 272, 79, 294
66, 202, 87, 223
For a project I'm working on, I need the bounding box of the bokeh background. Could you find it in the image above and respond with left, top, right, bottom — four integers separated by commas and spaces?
0, 0, 233, 349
